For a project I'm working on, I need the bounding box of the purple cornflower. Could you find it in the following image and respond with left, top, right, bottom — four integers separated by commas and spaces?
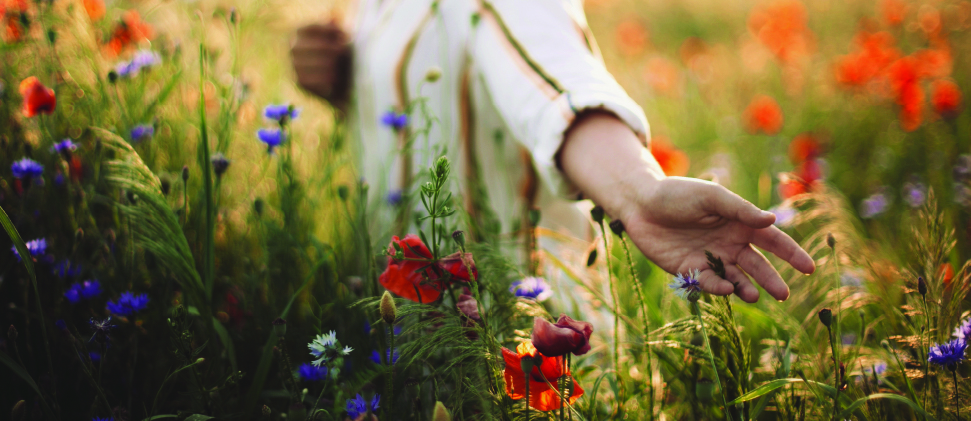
509, 277, 553, 301
115, 60, 139, 78
11, 158, 43, 179
89, 352, 102, 363
379, 110, 408, 130
928, 338, 967, 371
669, 269, 703, 300
263, 104, 300, 122
52, 139, 78, 155
370, 348, 400, 365
769, 204, 797, 227
211, 153, 231, 177
11, 238, 47, 262
860, 192, 889, 219
106, 291, 150, 316
346, 394, 380, 419
903, 179, 927, 208
257, 128, 284, 153
53, 260, 82, 278
953, 317, 971, 339
130, 124, 154, 143
89, 317, 117, 344
385, 189, 403, 207
66, 280, 103, 301
297, 362, 329, 382
115, 50, 161, 78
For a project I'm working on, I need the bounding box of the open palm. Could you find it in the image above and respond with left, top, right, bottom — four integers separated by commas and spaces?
618, 177, 816, 303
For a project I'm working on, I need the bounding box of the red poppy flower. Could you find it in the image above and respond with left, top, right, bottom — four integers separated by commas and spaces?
532, 315, 593, 357
456, 293, 481, 322
788, 133, 821, 164
69, 156, 83, 182
379, 235, 477, 303
748, 0, 813, 63
779, 159, 822, 199
438, 251, 478, 282
502, 342, 584, 412
835, 31, 900, 88
649, 136, 690, 176
83, 0, 105, 21
931, 79, 962, 118
882, 0, 907, 26
615, 19, 648, 57
743, 95, 783, 135
19, 77, 56, 117
105, 11, 154, 56
939, 263, 954, 286
3, 0, 26, 43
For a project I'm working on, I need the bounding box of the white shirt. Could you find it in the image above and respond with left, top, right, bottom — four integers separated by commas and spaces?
350, 0, 649, 242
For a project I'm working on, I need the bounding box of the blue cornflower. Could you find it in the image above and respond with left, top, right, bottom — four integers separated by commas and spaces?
928, 338, 968, 371
860, 192, 890, 219
509, 277, 553, 301
89, 317, 117, 344
11, 158, 44, 179
52, 139, 78, 155
106, 291, 150, 316
64, 284, 82, 304
11, 238, 47, 262
55, 320, 68, 331
257, 128, 285, 153
669, 269, 703, 300
211, 153, 231, 177
131, 50, 162, 69
297, 362, 329, 382
364, 321, 402, 336
130, 124, 155, 143
370, 348, 400, 365
53, 260, 82, 278
379, 110, 408, 130
308, 330, 353, 366
954, 317, 971, 340
264, 104, 300, 122
346, 394, 380, 420
91, 417, 112, 421
89, 351, 102, 363
115, 60, 139, 77
80, 280, 102, 299
385, 189, 403, 207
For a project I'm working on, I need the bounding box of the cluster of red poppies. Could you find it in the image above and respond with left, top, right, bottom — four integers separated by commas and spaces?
378, 234, 478, 304
748, 0, 814, 64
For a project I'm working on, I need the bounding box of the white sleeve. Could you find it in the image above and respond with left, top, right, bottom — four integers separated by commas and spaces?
472, 0, 650, 197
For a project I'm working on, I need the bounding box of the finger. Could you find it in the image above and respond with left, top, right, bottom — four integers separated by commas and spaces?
751, 226, 816, 275
725, 264, 760, 303
737, 246, 790, 301
696, 269, 735, 296
704, 184, 775, 229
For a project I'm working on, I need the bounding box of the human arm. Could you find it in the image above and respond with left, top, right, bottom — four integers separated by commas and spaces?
290, 22, 353, 112
559, 111, 816, 302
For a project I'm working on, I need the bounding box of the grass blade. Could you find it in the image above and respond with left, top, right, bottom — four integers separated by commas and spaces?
837, 393, 937, 421
198, 44, 216, 303
0, 347, 56, 418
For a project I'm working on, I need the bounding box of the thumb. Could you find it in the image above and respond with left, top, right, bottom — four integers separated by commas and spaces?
705, 184, 775, 228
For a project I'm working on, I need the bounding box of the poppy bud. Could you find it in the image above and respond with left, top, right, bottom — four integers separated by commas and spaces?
107, 70, 118, 84
195, 357, 205, 365
609, 219, 625, 236
253, 198, 264, 216
818, 308, 833, 327
431, 402, 451, 421
380, 291, 397, 326
425, 66, 442, 83
586, 248, 597, 267
10, 400, 25, 421
452, 230, 465, 250
75, 228, 84, 242
181, 166, 189, 181
590, 206, 605, 223
47, 30, 56, 44
229, 8, 238, 24
918, 276, 927, 296
337, 185, 349, 201
272, 318, 287, 337
880, 339, 891, 350
532, 315, 594, 357
7, 325, 17, 341
827, 233, 836, 249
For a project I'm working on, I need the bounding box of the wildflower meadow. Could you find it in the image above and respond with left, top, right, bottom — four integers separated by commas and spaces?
4, 0, 971, 420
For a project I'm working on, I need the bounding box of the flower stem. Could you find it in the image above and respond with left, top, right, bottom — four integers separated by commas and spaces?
620, 236, 654, 420
597, 220, 622, 415
525, 376, 530, 421
922, 295, 930, 411
692, 301, 732, 421
827, 325, 840, 421
386, 328, 396, 417
953, 369, 960, 421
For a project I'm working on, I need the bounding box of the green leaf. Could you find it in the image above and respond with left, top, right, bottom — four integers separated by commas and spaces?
728, 378, 836, 405
0, 351, 56, 419
837, 393, 936, 420
586, 369, 616, 421
139, 69, 183, 123
211, 318, 237, 371
198, 44, 216, 303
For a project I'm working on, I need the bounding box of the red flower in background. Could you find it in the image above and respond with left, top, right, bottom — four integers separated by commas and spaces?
649, 136, 690, 176
83, 0, 105, 21
931, 79, 962, 118
105, 11, 154, 56
748, 0, 814, 63
835, 31, 900, 88
19, 77, 56, 117
882, 0, 907, 26
4, 0, 28, 43
502, 342, 584, 411
780, 134, 824, 199
378, 234, 477, 303
615, 19, 648, 57
743, 95, 784, 135
788, 133, 822, 163
532, 315, 594, 357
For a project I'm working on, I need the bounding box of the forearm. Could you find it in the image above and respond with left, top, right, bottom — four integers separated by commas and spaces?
559, 111, 665, 221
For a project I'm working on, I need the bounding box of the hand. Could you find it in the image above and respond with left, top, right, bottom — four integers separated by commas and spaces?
616, 177, 815, 302
558, 112, 815, 302
290, 22, 353, 111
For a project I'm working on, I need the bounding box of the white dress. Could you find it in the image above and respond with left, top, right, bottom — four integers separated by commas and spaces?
349, 0, 649, 244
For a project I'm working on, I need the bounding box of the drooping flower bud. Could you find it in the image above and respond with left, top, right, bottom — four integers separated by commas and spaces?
586, 248, 597, 267
181, 165, 190, 181
880, 339, 891, 350
432, 401, 451, 421
337, 185, 349, 201
425, 66, 442, 83
918, 276, 927, 296
827, 233, 836, 249
262, 405, 271, 416
590, 206, 605, 223
818, 308, 833, 327
452, 230, 465, 250
609, 219, 625, 236
380, 291, 397, 326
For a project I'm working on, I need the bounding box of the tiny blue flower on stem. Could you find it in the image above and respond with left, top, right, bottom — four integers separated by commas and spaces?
106, 291, 150, 316
211, 153, 231, 177
385, 189, 403, 207
379, 110, 408, 131
11, 238, 47, 262
264, 104, 300, 122
51, 139, 77, 155
52, 260, 82, 278
308, 330, 353, 366
297, 362, 329, 382
346, 394, 380, 419
11, 158, 43, 179
509, 277, 552, 301
130, 124, 155, 143
928, 338, 967, 371
669, 269, 702, 300
370, 348, 400, 365
64, 280, 98, 304
257, 128, 285, 153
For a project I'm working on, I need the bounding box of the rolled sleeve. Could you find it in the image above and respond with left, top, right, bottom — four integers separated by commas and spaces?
473, 0, 650, 197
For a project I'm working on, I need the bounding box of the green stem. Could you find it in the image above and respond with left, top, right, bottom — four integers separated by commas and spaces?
597, 221, 622, 414
827, 326, 840, 421
954, 369, 960, 421
525, 376, 530, 421
620, 236, 653, 420
692, 301, 731, 421
386, 328, 396, 416
922, 295, 930, 411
